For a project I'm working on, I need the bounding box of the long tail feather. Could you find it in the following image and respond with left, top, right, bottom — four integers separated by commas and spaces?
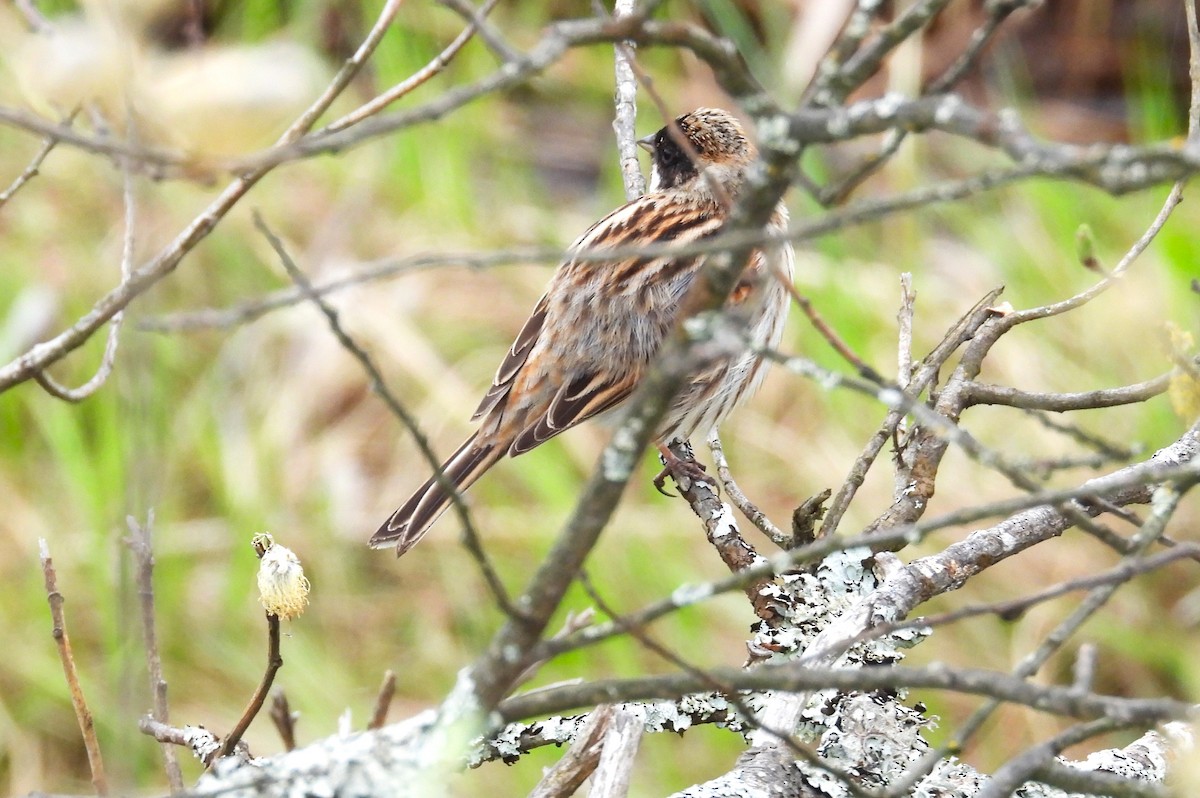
370, 434, 501, 556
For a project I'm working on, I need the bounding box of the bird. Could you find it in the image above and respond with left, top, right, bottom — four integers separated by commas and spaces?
371, 107, 794, 556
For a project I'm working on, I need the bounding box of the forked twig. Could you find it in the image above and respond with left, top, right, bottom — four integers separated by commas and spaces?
0, 110, 76, 207
323, 0, 500, 134
707, 434, 788, 547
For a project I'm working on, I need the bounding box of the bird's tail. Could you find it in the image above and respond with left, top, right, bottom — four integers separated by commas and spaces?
369, 434, 502, 556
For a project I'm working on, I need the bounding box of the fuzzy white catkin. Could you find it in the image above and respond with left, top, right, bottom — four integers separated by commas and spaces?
256, 538, 310, 621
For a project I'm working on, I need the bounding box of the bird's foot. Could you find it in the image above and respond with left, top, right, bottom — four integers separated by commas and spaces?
654, 443, 710, 495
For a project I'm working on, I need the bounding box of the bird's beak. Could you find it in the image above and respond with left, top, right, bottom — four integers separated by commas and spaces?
637, 134, 655, 154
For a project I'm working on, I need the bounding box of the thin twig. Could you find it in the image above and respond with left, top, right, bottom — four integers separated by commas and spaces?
781, 280, 883, 383
528, 706, 613, 798
825, 0, 955, 101
844, 542, 1200, 650
896, 273, 915, 390
135, 153, 1177, 339
0, 0, 405, 396
124, 513, 185, 793
139, 717, 224, 764
268, 690, 298, 751
1003, 182, 1185, 328
0, 111, 74, 207
707, 433, 788, 547
281, 0, 405, 143
532, 437, 1200, 663
13, 0, 53, 32
1026, 409, 1140, 461
497, 659, 1194, 728
251, 212, 518, 616
217, 612, 282, 761
626, 56, 735, 210
323, 0, 499, 134
511, 608, 597, 689
884, 479, 1195, 796
438, 0, 521, 63
1185, 0, 1200, 144
34, 152, 136, 401
612, 0, 645, 200
368, 670, 397, 730
40, 539, 109, 795
965, 373, 1172, 411
977, 717, 1133, 798
819, 290, 1004, 537
924, 0, 1034, 94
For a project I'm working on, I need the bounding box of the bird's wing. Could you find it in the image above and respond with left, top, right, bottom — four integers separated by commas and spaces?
509, 369, 639, 455
476, 191, 728, 455
471, 295, 549, 422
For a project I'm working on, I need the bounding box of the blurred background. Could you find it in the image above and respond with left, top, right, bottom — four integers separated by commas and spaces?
0, 0, 1198, 795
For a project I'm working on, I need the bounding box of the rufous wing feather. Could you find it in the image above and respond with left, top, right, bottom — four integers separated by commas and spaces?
510, 370, 638, 455
472, 297, 548, 422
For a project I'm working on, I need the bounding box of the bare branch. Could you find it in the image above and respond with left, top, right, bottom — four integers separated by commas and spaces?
0, 112, 72, 207
0, 106, 190, 174
979, 718, 1154, 798
33, 156, 136, 402
1004, 182, 1184, 328
139, 716, 226, 765
887, 477, 1196, 794
822, 0, 954, 103
612, 0, 645, 200
496, 662, 1194, 727
846, 543, 1200, 653
0, 0, 409, 395
966, 373, 1172, 411
438, 0, 521, 63
12, 0, 53, 32
124, 513, 185, 793
252, 213, 517, 616
278, 0, 404, 143
587, 706, 643, 798
269, 690, 298, 752
534, 436, 1200, 664
368, 671, 397, 731
708, 433, 788, 547
528, 706, 612, 798
39, 539, 109, 795
217, 612, 282, 761
820, 289, 1004, 537
924, 0, 1036, 94
324, 0, 500, 134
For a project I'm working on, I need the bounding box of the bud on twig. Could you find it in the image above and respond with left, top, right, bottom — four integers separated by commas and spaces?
252, 533, 310, 621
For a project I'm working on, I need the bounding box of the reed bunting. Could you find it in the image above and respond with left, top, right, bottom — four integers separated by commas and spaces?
371, 107, 794, 555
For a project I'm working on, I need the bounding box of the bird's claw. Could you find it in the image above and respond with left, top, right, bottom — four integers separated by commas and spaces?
654, 447, 709, 495
653, 468, 677, 496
